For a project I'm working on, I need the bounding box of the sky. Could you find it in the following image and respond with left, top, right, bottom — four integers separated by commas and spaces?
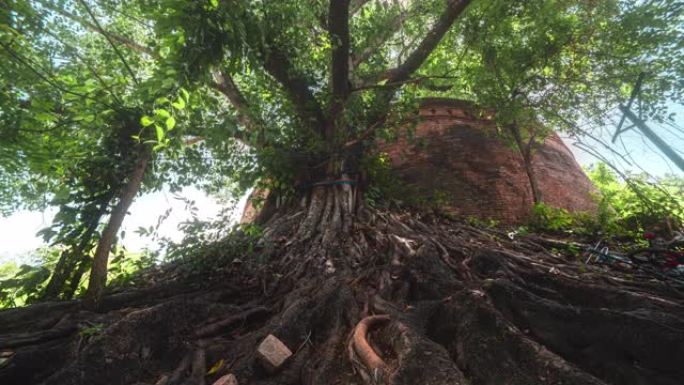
0, 187, 248, 265
564, 103, 684, 178
1, 107, 682, 265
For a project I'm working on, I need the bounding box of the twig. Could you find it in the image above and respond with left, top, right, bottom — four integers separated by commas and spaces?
77, 0, 139, 84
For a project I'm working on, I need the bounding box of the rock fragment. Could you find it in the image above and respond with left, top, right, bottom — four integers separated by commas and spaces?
256, 334, 292, 372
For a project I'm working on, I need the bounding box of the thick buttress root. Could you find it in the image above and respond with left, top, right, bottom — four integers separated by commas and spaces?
1, 206, 684, 385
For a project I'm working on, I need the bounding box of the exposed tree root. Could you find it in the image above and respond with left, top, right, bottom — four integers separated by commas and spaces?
349, 315, 390, 382
1, 205, 683, 385
195, 307, 270, 339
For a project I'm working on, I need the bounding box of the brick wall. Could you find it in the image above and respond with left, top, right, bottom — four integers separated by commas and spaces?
379, 98, 597, 224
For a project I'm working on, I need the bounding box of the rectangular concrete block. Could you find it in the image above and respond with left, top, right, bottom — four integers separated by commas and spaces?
256, 334, 292, 372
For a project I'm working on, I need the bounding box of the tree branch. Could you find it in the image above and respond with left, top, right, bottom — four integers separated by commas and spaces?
77, 0, 138, 84
384, 0, 471, 84
365, 0, 471, 131
351, 10, 409, 69
38, 1, 266, 145
211, 70, 262, 142
350, 0, 370, 15
261, 46, 326, 135
352, 75, 459, 92
37, 0, 155, 57
41, 28, 123, 104
329, 0, 351, 111
0, 41, 117, 110
83, 145, 151, 309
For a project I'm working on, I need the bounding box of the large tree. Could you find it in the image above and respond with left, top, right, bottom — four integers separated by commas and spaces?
145, 0, 683, 265
2, 1, 684, 385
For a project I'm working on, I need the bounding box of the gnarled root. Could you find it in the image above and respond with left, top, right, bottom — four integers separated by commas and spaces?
349, 315, 390, 383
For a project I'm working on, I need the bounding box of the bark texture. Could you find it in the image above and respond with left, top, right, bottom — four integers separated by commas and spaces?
83, 146, 151, 309
510, 123, 542, 204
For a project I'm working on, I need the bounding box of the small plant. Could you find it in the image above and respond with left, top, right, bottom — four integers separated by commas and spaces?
523, 163, 684, 238
79, 322, 104, 337
530, 203, 574, 232
467, 216, 500, 228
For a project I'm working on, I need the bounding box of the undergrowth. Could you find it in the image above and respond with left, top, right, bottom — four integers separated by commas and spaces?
527, 164, 684, 238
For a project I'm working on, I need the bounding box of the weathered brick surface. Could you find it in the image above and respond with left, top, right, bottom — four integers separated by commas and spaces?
380, 98, 597, 224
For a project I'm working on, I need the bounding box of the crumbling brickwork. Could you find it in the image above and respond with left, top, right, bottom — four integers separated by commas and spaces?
381, 98, 597, 224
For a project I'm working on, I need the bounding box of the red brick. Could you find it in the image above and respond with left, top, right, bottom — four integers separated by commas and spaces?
379, 98, 597, 224
256, 334, 292, 372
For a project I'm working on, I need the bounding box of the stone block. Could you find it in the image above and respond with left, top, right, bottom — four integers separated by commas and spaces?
256, 334, 292, 372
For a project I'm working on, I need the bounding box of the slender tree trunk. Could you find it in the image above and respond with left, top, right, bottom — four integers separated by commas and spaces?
42, 199, 111, 301
64, 256, 90, 300
83, 146, 151, 309
63, 199, 112, 300
509, 123, 542, 204
41, 249, 72, 300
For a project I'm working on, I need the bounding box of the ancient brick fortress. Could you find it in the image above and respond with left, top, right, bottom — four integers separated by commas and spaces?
379, 98, 597, 224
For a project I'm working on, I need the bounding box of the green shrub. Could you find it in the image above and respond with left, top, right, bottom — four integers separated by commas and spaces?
530, 203, 575, 232
0, 248, 60, 308
528, 163, 684, 237
586, 163, 684, 235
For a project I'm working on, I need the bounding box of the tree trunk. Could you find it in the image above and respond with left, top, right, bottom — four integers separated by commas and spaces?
83, 146, 151, 310
63, 199, 112, 300
42, 199, 111, 301
41, 249, 73, 301
510, 123, 542, 204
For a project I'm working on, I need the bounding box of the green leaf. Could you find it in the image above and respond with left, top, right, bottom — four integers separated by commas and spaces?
84, 79, 98, 92
63, 93, 81, 101
165, 116, 176, 130
141, 116, 154, 127
154, 109, 171, 118
35, 112, 55, 123
155, 124, 164, 142
180, 88, 190, 102
207, 359, 224, 375
172, 96, 186, 110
